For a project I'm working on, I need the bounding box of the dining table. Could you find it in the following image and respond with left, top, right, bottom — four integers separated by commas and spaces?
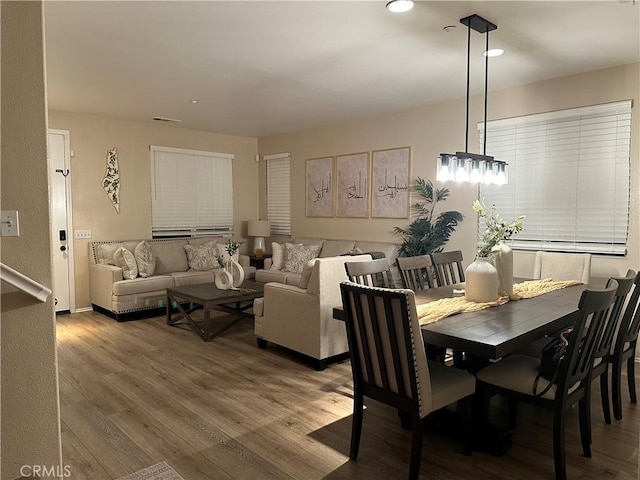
333, 279, 586, 361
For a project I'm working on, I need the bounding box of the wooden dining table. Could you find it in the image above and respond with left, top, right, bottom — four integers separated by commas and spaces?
333, 279, 587, 360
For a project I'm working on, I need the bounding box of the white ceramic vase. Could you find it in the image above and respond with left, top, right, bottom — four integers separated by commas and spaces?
228, 258, 245, 288
491, 241, 514, 296
215, 269, 233, 290
465, 257, 499, 303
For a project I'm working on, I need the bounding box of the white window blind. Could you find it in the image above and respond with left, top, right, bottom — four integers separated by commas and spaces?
265, 153, 291, 236
479, 100, 631, 255
150, 145, 233, 237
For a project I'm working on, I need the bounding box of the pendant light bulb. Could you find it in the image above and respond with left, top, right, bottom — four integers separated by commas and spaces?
386, 0, 414, 13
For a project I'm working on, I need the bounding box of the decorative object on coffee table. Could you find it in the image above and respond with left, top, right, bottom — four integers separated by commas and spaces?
102, 147, 120, 213
248, 220, 270, 257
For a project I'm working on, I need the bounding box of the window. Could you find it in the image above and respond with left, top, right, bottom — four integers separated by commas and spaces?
479, 100, 631, 255
150, 145, 233, 237
265, 153, 291, 236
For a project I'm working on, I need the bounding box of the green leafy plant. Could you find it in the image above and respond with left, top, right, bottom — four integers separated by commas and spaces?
473, 200, 525, 258
393, 177, 463, 257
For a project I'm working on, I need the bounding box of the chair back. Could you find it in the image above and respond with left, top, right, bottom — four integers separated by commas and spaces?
593, 270, 636, 364
533, 251, 592, 284
340, 282, 432, 416
345, 258, 395, 288
559, 281, 617, 393
613, 271, 640, 353
397, 255, 436, 291
431, 250, 465, 286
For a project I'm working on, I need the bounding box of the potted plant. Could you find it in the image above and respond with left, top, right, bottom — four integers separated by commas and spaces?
393, 177, 463, 257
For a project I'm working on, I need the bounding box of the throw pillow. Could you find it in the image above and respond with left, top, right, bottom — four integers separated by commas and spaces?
114, 247, 138, 280
270, 242, 284, 270
298, 259, 317, 289
134, 241, 156, 277
283, 244, 321, 274
183, 241, 219, 271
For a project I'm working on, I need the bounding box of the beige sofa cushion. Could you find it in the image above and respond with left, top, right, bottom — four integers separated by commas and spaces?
319, 240, 356, 258
255, 269, 301, 284
298, 259, 317, 289
114, 247, 138, 279
112, 275, 174, 296
170, 271, 216, 287
151, 240, 189, 274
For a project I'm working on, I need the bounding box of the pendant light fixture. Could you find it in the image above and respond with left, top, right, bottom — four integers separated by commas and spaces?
436, 14, 508, 186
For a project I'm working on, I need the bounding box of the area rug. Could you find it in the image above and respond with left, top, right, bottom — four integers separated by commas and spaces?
117, 462, 185, 480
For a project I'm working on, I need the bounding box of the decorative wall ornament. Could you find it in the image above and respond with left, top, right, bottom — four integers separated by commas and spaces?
336, 152, 369, 218
102, 147, 120, 213
306, 156, 334, 217
371, 146, 410, 218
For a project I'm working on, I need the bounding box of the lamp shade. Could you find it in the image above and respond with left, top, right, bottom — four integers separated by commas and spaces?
248, 220, 271, 237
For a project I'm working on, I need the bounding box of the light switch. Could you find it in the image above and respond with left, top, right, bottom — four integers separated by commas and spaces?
1, 211, 19, 237
74, 229, 92, 239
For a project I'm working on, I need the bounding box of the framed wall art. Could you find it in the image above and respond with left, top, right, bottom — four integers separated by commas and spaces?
371, 146, 410, 218
306, 156, 334, 217
336, 152, 369, 218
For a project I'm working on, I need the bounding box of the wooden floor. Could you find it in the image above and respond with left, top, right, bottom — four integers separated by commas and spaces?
57, 310, 640, 480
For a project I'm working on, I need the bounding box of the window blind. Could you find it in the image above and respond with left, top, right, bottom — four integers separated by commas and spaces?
479, 100, 631, 255
150, 145, 234, 237
265, 153, 291, 236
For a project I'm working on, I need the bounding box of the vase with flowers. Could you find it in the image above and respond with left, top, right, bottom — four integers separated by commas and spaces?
466, 200, 525, 302
215, 239, 244, 289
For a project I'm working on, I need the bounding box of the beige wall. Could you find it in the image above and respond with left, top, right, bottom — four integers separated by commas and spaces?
1, 1, 63, 478
47, 112, 259, 309
258, 63, 640, 283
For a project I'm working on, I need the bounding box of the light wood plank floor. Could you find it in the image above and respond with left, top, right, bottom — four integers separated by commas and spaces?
57, 311, 640, 480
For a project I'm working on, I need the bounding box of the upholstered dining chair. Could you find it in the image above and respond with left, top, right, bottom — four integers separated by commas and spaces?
611, 270, 640, 420
431, 250, 465, 286
533, 251, 592, 284
590, 270, 636, 425
476, 281, 617, 480
339, 282, 476, 480
345, 258, 395, 288
397, 255, 437, 290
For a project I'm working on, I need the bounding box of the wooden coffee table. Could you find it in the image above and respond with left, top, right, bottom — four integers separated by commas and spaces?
166, 280, 264, 341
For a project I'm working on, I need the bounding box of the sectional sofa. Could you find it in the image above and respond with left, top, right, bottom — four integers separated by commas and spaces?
89, 237, 254, 320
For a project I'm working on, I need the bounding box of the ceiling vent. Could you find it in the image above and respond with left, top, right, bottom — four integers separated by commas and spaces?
153, 116, 183, 123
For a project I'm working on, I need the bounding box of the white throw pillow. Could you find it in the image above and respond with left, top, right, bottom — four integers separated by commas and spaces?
298, 259, 317, 289
283, 244, 322, 274
114, 247, 138, 280
270, 242, 284, 270
183, 241, 219, 271
135, 241, 156, 277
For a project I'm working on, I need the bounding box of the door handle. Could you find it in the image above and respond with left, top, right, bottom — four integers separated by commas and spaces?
60, 245, 67, 251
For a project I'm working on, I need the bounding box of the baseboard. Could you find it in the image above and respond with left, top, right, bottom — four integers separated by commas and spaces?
73, 306, 93, 313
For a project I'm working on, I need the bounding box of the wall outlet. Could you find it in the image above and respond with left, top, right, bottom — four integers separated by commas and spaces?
75, 229, 92, 239
1, 211, 20, 237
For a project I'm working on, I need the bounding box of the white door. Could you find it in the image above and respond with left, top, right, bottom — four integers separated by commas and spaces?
48, 130, 75, 313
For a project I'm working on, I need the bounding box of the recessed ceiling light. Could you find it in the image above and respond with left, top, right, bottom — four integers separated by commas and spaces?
190, 99, 198, 104
443, 25, 456, 33
484, 49, 504, 57
386, 0, 414, 13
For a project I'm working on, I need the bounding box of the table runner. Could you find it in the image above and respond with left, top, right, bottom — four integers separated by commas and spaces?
417, 278, 581, 326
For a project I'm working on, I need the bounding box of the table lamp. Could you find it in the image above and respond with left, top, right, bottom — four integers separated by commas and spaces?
247, 220, 271, 257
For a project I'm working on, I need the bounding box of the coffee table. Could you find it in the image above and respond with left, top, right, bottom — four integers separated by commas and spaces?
166, 280, 264, 341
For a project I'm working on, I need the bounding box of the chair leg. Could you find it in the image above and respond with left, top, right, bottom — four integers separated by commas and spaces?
613, 358, 624, 420
408, 417, 425, 480
350, 392, 364, 460
628, 356, 637, 404
552, 406, 568, 480
507, 398, 518, 429
578, 395, 592, 457
600, 370, 611, 424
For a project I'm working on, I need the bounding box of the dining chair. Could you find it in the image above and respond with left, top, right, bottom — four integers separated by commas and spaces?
611, 270, 640, 420
344, 258, 395, 288
339, 282, 476, 480
430, 250, 465, 287
590, 270, 636, 425
533, 251, 592, 284
397, 255, 437, 290
476, 281, 617, 480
